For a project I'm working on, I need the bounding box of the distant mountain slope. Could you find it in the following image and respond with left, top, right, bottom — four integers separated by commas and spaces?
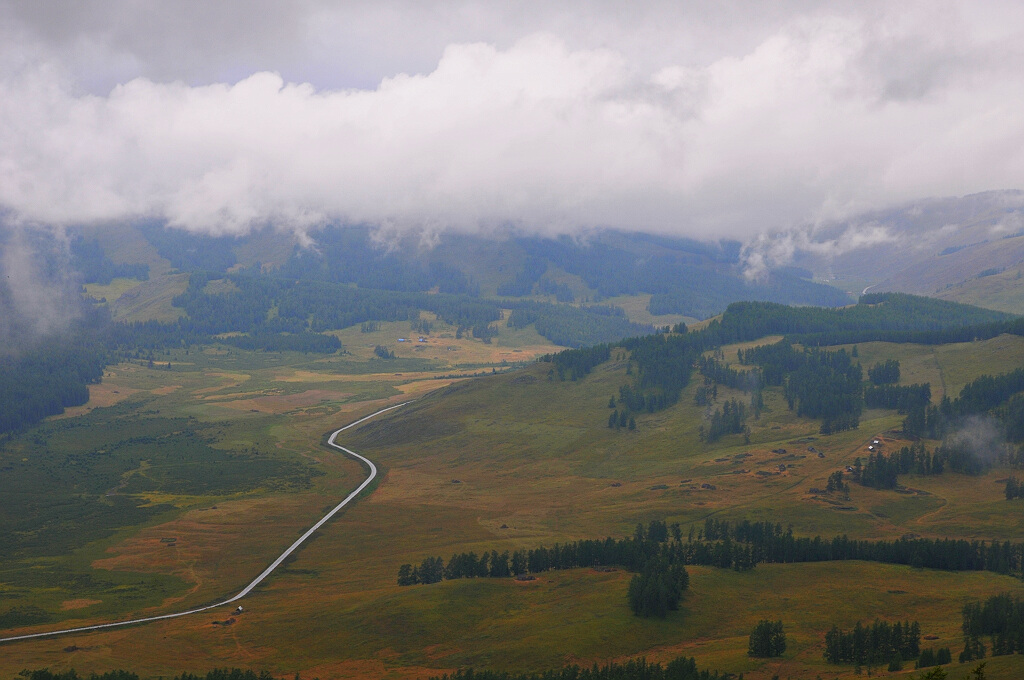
797, 190, 1024, 313
82, 222, 853, 323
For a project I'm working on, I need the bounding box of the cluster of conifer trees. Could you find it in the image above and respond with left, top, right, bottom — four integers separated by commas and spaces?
868, 359, 901, 384
697, 354, 753, 390
825, 470, 850, 495
852, 442, 950, 489
915, 647, 953, 668
615, 333, 704, 414
410, 318, 433, 334
22, 671, 276, 680
823, 620, 921, 667
22, 657, 729, 680
397, 517, 1024, 608
700, 399, 747, 443
688, 518, 1024, 575
141, 223, 238, 273
397, 521, 696, 591
425, 655, 725, 680
856, 438, 991, 491
627, 559, 689, 618
747, 620, 787, 658
537, 277, 576, 302
275, 225, 477, 294
542, 344, 611, 381
608, 408, 636, 431
960, 593, 1024, 661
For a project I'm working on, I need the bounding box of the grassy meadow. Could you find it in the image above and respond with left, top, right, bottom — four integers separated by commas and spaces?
1, 328, 1023, 679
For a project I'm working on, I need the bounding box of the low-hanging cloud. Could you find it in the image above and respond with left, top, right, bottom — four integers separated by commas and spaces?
741, 222, 898, 280
0, 224, 83, 348
2, 5, 1024, 241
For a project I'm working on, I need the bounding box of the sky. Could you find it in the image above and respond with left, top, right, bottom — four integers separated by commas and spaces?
1, 0, 1024, 242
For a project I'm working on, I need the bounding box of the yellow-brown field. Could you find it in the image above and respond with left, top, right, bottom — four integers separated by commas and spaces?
2, 334, 1024, 679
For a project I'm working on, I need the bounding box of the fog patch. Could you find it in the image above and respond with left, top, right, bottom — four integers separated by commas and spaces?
0, 224, 84, 351
944, 415, 1009, 465
740, 223, 897, 280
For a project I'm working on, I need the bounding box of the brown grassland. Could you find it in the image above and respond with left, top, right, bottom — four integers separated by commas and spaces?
1, 330, 1023, 679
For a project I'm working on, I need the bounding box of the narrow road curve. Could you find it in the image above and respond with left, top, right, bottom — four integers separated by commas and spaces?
0, 402, 409, 645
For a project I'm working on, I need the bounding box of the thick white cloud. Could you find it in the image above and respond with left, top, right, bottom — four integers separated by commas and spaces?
1, 2, 1023, 239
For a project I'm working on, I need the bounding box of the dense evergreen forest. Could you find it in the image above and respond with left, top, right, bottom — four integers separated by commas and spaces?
864, 383, 930, 411
491, 233, 849, 318
509, 303, 651, 347
901, 367, 1024, 441
278, 226, 478, 294
0, 333, 108, 433
141, 222, 238, 273
732, 293, 1012, 346
135, 224, 854, 318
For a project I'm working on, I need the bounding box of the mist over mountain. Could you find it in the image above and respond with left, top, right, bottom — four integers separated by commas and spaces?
3, 2, 1024, 244
765, 190, 1024, 311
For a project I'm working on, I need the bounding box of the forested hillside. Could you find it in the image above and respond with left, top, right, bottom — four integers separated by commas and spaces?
113, 223, 855, 319
550, 293, 1024, 446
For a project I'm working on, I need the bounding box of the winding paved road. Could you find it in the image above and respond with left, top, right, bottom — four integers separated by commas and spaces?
0, 401, 409, 645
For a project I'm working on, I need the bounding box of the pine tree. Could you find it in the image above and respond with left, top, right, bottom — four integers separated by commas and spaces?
397, 564, 417, 586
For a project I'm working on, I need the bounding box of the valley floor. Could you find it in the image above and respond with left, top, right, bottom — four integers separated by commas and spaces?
3, 334, 1024, 679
